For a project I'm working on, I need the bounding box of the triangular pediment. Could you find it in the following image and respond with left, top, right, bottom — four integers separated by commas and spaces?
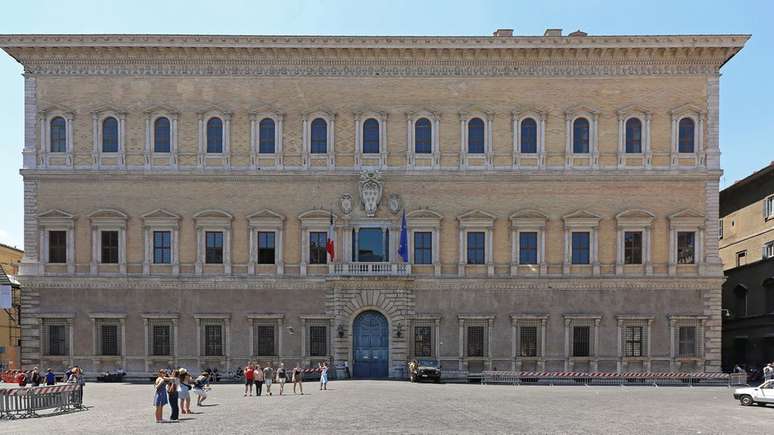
563, 210, 602, 221
88, 208, 128, 220
193, 209, 233, 220
510, 209, 548, 220
407, 209, 443, 220
141, 209, 181, 220
616, 104, 651, 117
38, 209, 75, 219
616, 209, 655, 220
247, 209, 286, 221
668, 209, 704, 220
457, 209, 496, 222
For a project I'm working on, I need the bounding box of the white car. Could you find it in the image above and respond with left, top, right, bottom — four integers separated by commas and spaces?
733, 380, 774, 406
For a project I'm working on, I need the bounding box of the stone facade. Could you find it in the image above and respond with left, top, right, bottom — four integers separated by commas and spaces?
0, 31, 748, 377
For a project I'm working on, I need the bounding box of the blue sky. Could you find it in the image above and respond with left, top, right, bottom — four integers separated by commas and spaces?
0, 0, 771, 249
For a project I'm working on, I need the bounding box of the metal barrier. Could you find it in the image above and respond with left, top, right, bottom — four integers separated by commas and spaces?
479, 371, 733, 387
729, 373, 748, 386
0, 384, 83, 419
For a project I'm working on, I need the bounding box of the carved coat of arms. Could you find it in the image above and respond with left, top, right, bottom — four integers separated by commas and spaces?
359, 171, 383, 217
339, 193, 353, 216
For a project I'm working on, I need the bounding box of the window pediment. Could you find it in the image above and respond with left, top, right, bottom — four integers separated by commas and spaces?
38, 209, 76, 227
669, 209, 705, 227
247, 209, 285, 227
88, 208, 128, 225
143, 103, 178, 115
407, 208, 443, 227
616, 209, 655, 227
193, 209, 233, 227
616, 104, 651, 119
670, 103, 705, 118
565, 104, 599, 119
302, 109, 336, 121
512, 107, 547, 119
563, 210, 602, 227
90, 104, 127, 116
39, 103, 75, 117
510, 209, 548, 227
458, 209, 496, 228
298, 209, 336, 226
141, 209, 180, 227
197, 105, 232, 119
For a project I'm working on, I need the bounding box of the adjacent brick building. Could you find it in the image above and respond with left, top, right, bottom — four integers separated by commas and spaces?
0, 30, 747, 377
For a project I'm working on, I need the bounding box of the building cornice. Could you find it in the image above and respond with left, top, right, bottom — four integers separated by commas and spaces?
0, 34, 748, 77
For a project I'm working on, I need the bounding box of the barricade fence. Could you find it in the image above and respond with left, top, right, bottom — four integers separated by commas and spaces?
0, 384, 83, 419
479, 371, 738, 387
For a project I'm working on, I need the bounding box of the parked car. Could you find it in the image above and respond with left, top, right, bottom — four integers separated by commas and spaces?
734, 380, 774, 406
415, 359, 441, 383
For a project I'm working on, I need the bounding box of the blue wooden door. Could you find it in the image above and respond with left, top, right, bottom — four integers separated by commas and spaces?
353, 311, 389, 378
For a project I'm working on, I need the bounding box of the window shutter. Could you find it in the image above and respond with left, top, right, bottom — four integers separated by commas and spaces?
765, 198, 771, 220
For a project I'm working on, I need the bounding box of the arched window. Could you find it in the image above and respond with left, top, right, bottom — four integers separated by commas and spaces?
50, 117, 67, 153
520, 118, 537, 154
467, 118, 485, 154
678, 118, 695, 153
625, 118, 642, 153
310, 118, 327, 154
573, 118, 590, 154
259, 118, 275, 154
154, 117, 171, 153
363, 118, 380, 154
206, 117, 223, 153
101, 117, 119, 153
415, 118, 432, 154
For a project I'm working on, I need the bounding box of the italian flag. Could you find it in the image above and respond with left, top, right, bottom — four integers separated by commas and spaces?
326, 213, 335, 261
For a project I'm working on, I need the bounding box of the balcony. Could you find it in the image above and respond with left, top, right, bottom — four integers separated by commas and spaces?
329, 262, 411, 277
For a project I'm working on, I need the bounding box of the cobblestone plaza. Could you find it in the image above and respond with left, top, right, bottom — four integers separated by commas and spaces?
0, 381, 769, 434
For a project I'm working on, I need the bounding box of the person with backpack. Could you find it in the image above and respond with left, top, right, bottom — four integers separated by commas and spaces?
243, 363, 255, 397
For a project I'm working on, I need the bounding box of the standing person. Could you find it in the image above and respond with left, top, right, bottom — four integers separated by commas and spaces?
244, 363, 255, 397
30, 367, 42, 386
319, 362, 329, 391
344, 360, 351, 379
263, 363, 274, 396
16, 370, 26, 387
763, 363, 773, 381
254, 363, 264, 396
45, 368, 56, 385
178, 370, 192, 415
168, 369, 180, 422
276, 363, 287, 396
153, 369, 171, 423
292, 363, 304, 395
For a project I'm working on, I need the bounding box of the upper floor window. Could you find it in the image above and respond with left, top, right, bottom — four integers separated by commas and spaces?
518, 232, 538, 264
102, 117, 119, 153
467, 118, 485, 154
764, 241, 774, 259
205, 231, 224, 264
206, 117, 224, 153
257, 231, 276, 264
571, 231, 590, 265
259, 118, 276, 154
311, 118, 328, 154
676, 231, 695, 264
153, 230, 172, 264
101, 230, 119, 264
572, 118, 590, 154
309, 231, 327, 265
362, 118, 380, 154
466, 232, 485, 265
415, 118, 432, 154
625, 118, 642, 153
49, 230, 67, 264
50, 117, 67, 153
678, 118, 695, 153
413, 231, 432, 265
765, 196, 774, 220
624, 231, 643, 265
520, 118, 537, 154
154, 117, 171, 153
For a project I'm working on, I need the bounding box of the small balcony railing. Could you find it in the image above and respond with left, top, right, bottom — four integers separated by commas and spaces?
329, 262, 411, 276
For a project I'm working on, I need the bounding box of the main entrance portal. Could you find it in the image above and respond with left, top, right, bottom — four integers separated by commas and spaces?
352, 310, 389, 378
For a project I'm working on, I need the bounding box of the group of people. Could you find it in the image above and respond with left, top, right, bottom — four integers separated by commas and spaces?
152, 362, 331, 423
734, 361, 774, 383
5, 366, 83, 387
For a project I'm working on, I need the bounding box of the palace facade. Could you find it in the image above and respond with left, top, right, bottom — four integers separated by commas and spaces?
0, 30, 747, 377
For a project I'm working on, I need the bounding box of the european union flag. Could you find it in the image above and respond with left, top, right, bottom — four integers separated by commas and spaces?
398, 209, 408, 263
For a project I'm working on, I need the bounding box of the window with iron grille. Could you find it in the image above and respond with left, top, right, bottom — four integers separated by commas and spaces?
414, 326, 432, 357
624, 326, 643, 357
47, 324, 67, 356
204, 324, 223, 356
309, 325, 327, 357
678, 326, 697, 357
520, 326, 538, 357
255, 325, 275, 356
152, 324, 171, 356
466, 232, 485, 265
153, 231, 171, 264
572, 326, 590, 357
413, 232, 432, 265
257, 231, 276, 264
677, 231, 695, 264
101, 324, 119, 356
309, 232, 327, 265
624, 231, 643, 265
205, 231, 224, 264
467, 326, 484, 357
49, 230, 67, 263
519, 232, 538, 264
101, 230, 119, 264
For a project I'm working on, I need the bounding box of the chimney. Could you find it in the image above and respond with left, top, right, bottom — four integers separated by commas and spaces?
493, 29, 514, 37
544, 28, 562, 37
568, 30, 588, 37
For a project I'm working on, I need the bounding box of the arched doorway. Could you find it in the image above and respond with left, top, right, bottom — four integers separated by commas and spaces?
352, 310, 389, 378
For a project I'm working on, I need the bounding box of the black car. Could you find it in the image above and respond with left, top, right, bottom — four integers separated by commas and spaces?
415, 359, 441, 383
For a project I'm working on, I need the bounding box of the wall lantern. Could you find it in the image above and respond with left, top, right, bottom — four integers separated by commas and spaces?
337, 324, 345, 338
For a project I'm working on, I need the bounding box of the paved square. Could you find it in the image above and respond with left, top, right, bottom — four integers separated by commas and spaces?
1, 381, 770, 434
